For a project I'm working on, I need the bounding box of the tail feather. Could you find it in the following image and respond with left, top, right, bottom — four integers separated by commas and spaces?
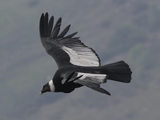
101, 61, 132, 83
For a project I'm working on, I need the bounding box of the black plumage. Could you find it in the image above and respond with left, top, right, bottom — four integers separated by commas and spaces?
40, 13, 132, 96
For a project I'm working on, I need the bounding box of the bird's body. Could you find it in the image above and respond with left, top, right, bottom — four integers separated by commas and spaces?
39, 13, 132, 96
51, 66, 105, 93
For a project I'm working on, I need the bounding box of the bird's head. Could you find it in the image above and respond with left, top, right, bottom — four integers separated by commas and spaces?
40, 79, 55, 95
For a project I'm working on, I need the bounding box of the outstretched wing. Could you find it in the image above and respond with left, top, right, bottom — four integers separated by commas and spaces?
39, 13, 101, 68
74, 72, 110, 95
74, 80, 111, 95
61, 72, 111, 95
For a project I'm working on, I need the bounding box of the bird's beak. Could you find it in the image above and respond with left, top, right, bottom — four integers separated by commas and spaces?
40, 91, 42, 95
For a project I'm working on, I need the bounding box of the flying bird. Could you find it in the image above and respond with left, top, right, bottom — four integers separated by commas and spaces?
39, 13, 132, 96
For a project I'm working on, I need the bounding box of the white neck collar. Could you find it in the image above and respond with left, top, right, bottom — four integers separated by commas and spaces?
49, 80, 55, 92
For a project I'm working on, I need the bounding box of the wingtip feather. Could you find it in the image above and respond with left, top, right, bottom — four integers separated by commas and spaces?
40, 13, 44, 37
58, 24, 71, 38
40, 13, 79, 39
48, 16, 54, 36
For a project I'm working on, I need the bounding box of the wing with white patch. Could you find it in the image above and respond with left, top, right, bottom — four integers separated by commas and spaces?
61, 72, 110, 95
75, 72, 107, 84
74, 72, 110, 95
61, 72, 107, 84
40, 13, 100, 68
74, 79, 111, 95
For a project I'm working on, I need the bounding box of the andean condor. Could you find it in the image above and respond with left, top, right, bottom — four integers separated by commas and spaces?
40, 13, 132, 96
